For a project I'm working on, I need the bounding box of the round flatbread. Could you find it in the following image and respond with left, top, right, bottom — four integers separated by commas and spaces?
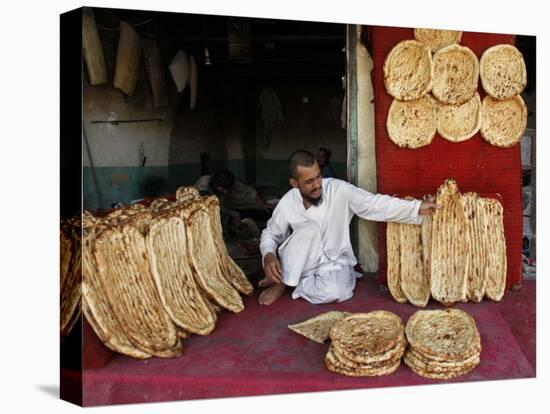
387, 95, 437, 149
325, 349, 401, 377
330, 311, 404, 355
414, 28, 462, 52
480, 95, 527, 148
436, 92, 482, 142
432, 45, 479, 105
384, 40, 433, 101
405, 309, 481, 360
404, 350, 479, 379
480, 44, 527, 99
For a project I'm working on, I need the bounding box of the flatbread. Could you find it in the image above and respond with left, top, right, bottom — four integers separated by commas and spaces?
387, 95, 437, 149
480, 95, 527, 148
480, 198, 507, 301
405, 309, 481, 360
404, 350, 479, 379
386, 222, 407, 303
329, 345, 402, 370
332, 337, 407, 365
463, 193, 487, 302
288, 311, 352, 344
436, 92, 482, 142
421, 213, 432, 290
414, 29, 462, 52
399, 220, 430, 308
204, 196, 254, 295
383, 40, 433, 101
480, 44, 527, 99
407, 347, 480, 368
183, 201, 244, 313
93, 223, 180, 357
146, 211, 217, 335
82, 225, 152, 359
432, 45, 479, 105
60, 219, 82, 339
176, 185, 199, 201
325, 349, 401, 377
330, 311, 404, 355
430, 179, 469, 304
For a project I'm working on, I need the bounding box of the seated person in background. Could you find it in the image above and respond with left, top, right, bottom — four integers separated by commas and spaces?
194, 170, 273, 232
317, 147, 335, 178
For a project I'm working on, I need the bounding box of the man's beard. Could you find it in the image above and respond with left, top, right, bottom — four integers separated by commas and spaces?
302, 192, 323, 206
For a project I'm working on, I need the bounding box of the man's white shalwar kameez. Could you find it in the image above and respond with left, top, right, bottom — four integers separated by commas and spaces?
260, 178, 423, 304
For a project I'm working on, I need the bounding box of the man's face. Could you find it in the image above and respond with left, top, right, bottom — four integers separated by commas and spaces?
317, 150, 327, 167
291, 162, 323, 205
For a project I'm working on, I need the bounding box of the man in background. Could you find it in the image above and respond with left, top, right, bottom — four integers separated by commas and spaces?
317, 147, 335, 178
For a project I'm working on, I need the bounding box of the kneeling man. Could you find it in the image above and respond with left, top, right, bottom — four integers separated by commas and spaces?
258, 150, 437, 305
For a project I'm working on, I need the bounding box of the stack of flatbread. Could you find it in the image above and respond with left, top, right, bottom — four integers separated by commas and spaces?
404, 309, 481, 379
325, 311, 407, 376
386, 179, 507, 306
60, 216, 83, 339
78, 186, 253, 359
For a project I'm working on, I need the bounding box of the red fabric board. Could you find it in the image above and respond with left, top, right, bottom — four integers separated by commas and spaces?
369, 26, 523, 290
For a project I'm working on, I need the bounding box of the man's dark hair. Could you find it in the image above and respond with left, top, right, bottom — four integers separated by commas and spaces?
288, 150, 316, 179
319, 147, 332, 160
210, 170, 235, 191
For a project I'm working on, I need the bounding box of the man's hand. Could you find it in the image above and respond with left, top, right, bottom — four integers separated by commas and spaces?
263, 253, 283, 284
419, 195, 439, 215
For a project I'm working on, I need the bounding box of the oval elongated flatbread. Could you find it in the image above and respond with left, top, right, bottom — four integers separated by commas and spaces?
480, 44, 527, 99
414, 28, 462, 52
432, 45, 479, 105
421, 213, 432, 289
480, 95, 527, 148
436, 92, 482, 142
82, 225, 152, 359
384, 40, 433, 101
463, 193, 487, 302
399, 221, 430, 307
147, 212, 217, 335
93, 223, 180, 357
386, 222, 407, 303
430, 179, 469, 304
480, 198, 507, 301
204, 196, 254, 295
405, 309, 481, 360
288, 311, 352, 344
387, 95, 437, 149
183, 201, 244, 313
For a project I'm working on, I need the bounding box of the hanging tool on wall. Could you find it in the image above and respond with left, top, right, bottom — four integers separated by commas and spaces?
139, 141, 147, 167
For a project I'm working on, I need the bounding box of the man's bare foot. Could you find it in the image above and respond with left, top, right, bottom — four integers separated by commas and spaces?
257, 277, 275, 288
258, 284, 287, 305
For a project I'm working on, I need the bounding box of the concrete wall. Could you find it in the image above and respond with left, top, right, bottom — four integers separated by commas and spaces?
255, 79, 346, 191
82, 29, 345, 210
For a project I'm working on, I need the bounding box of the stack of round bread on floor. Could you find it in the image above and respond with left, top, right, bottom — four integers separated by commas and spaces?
384, 28, 527, 148
404, 309, 481, 379
386, 178, 507, 307
325, 311, 407, 376
77, 186, 253, 359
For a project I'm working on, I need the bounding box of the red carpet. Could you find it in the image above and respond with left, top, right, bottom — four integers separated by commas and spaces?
79, 276, 535, 406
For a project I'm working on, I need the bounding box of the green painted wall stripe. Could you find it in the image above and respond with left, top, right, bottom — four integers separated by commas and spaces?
83, 160, 347, 211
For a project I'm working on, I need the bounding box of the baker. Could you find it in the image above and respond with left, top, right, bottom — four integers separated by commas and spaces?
258, 150, 438, 305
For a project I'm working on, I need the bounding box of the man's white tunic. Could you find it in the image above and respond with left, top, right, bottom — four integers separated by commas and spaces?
260, 178, 423, 304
